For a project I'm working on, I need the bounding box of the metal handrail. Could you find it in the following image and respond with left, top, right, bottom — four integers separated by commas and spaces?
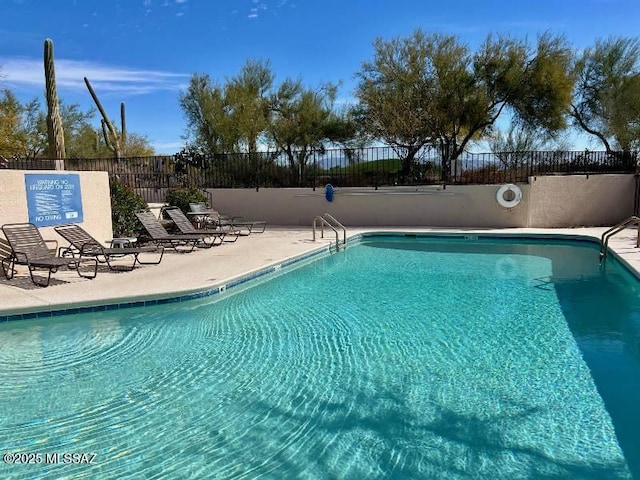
322, 213, 346, 246
599, 215, 640, 262
313, 216, 340, 250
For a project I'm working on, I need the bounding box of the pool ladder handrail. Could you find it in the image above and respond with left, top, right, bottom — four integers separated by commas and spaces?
599, 215, 640, 262
313, 213, 346, 251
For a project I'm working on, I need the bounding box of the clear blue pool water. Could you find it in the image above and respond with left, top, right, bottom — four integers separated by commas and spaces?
1, 235, 640, 479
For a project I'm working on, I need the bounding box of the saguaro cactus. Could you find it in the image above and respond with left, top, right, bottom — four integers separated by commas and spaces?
44, 38, 66, 168
84, 76, 126, 158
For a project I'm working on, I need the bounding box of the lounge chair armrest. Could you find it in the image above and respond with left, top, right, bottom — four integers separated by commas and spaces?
58, 245, 78, 257
10, 249, 32, 263
78, 241, 103, 255
221, 215, 244, 222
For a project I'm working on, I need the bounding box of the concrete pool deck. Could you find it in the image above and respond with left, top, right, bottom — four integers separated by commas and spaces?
1, 226, 640, 318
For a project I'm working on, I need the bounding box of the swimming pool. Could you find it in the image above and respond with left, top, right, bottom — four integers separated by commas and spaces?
1, 235, 639, 479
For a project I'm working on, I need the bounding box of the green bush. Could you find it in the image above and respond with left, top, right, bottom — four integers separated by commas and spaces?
110, 179, 148, 236
165, 186, 208, 214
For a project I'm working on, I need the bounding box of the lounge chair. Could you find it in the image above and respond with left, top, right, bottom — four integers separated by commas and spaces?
188, 202, 266, 235
1, 222, 98, 287
54, 224, 164, 271
162, 206, 238, 243
135, 210, 225, 253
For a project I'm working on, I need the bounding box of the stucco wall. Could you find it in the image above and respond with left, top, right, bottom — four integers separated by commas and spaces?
528, 174, 635, 227
207, 185, 530, 227
0, 170, 112, 244
205, 174, 634, 228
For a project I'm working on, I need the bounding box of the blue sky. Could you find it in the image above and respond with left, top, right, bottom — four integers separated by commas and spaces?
1, 0, 639, 154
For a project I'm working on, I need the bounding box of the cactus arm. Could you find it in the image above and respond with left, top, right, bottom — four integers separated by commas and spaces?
100, 120, 113, 154
120, 102, 126, 156
44, 38, 66, 161
84, 76, 121, 158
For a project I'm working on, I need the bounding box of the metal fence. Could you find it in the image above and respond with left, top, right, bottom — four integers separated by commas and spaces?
2, 147, 637, 203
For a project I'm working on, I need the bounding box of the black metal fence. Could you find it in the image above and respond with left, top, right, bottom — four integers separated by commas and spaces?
2, 147, 637, 203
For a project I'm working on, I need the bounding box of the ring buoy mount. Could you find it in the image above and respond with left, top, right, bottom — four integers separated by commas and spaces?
496, 184, 522, 208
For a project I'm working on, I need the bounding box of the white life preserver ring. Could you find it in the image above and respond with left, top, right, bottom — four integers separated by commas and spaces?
496, 184, 522, 208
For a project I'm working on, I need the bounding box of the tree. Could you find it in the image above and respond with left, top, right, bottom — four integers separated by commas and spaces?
0, 90, 46, 159
354, 31, 439, 172
179, 60, 273, 155
59, 102, 97, 156
226, 59, 273, 155
180, 61, 353, 166
67, 125, 154, 158
122, 132, 154, 157
355, 30, 574, 181
489, 123, 570, 169
0, 90, 25, 157
0, 88, 153, 160
66, 123, 103, 158
571, 36, 640, 153
269, 79, 353, 169
179, 73, 230, 154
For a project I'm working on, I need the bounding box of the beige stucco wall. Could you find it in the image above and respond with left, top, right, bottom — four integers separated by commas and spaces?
204, 174, 634, 228
528, 174, 635, 227
207, 185, 531, 227
0, 170, 112, 244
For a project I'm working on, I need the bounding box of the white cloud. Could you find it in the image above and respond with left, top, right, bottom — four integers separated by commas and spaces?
153, 140, 185, 153
0, 57, 189, 96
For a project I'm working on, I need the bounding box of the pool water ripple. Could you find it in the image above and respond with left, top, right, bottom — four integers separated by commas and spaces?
0, 238, 638, 478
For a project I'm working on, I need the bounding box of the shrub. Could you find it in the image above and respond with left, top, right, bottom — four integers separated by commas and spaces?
165, 186, 208, 214
110, 179, 147, 236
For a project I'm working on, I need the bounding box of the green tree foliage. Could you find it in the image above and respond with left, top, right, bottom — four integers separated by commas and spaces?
354, 31, 453, 169
270, 79, 353, 168
355, 29, 574, 179
0, 87, 154, 160
571, 36, 640, 153
179, 74, 229, 154
59, 102, 97, 157
489, 123, 570, 168
123, 133, 155, 157
179, 60, 273, 155
66, 123, 103, 158
0, 90, 45, 158
179, 61, 354, 164
0, 90, 20, 157
67, 126, 154, 158
226, 60, 273, 154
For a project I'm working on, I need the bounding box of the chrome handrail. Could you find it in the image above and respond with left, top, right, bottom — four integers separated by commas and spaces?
600, 215, 640, 262
322, 213, 346, 246
313, 216, 340, 251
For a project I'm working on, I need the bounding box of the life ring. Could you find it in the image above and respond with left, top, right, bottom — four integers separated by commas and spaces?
496, 184, 522, 208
